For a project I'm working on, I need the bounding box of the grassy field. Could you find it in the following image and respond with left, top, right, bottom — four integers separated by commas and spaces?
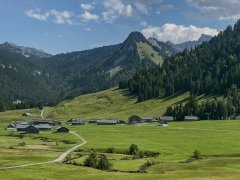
1, 89, 240, 179
1, 121, 240, 179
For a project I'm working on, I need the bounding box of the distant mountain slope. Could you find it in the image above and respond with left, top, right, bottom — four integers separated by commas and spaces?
166, 34, 213, 52
0, 31, 173, 107
48, 31, 165, 98
0, 42, 51, 60
148, 37, 177, 56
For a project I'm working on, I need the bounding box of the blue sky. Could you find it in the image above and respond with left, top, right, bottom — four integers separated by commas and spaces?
0, 0, 238, 54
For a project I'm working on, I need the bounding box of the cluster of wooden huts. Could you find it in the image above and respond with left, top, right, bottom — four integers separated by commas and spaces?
6, 115, 200, 134
6, 119, 70, 134
67, 118, 125, 125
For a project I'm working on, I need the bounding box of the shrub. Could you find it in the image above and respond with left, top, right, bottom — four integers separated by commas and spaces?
62, 140, 76, 144
97, 154, 112, 170
193, 150, 201, 159
139, 160, 157, 173
18, 142, 25, 147
106, 147, 115, 153
129, 144, 139, 155
84, 151, 98, 168
19, 134, 24, 139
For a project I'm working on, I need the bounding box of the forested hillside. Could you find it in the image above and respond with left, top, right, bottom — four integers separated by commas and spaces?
120, 20, 240, 119
0, 32, 170, 110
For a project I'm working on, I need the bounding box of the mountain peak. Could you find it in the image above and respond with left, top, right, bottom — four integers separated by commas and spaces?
198, 34, 212, 42
124, 31, 147, 45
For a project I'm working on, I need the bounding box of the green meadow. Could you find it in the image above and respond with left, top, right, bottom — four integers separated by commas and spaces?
44, 87, 190, 120
1, 89, 240, 179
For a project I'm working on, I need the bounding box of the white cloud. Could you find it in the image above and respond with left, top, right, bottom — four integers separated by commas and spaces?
135, 2, 148, 15
80, 3, 95, 10
50, 10, 72, 24
26, 9, 73, 25
25, 10, 49, 21
141, 23, 219, 44
80, 11, 99, 22
187, 0, 240, 21
102, 0, 134, 22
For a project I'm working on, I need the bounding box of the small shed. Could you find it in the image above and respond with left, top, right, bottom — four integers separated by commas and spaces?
25, 125, 39, 134
184, 116, 199, 121
97, 120, 118, 125
56, 126, 69, 133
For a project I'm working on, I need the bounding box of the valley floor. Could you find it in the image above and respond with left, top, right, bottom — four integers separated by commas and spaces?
1, 120, 240, 179
0, 89, 239, 179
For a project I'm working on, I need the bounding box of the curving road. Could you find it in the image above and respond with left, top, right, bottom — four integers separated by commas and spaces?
0, 131, 87, 170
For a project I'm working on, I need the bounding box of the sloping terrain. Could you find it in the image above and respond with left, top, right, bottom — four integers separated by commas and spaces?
44, 87, 190, 120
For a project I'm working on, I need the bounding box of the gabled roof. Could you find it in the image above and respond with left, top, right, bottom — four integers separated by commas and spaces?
141, 117, 154, 120
34, 124, 52, 129
97, 120, 118, 124
57, 126, 69, 130
160, 116, 174, 121
184, 116, 199, 120
16, 124, 29, 129
68, 119, 85, 122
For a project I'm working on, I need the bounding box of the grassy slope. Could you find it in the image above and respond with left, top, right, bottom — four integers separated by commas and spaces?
44, 88, 190, 121
137, 42, 164, 65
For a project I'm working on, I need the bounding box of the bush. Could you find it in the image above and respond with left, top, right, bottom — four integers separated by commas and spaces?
193, 150, 201, 159
62, 140, 76, 144
129, 144, 139, 155
139, 160, 157, 173
84, 151, 98, 168
106, 147, 115, 153
97, 154, 112, 170
19, 134, 24, 139
18, 142, 25, 147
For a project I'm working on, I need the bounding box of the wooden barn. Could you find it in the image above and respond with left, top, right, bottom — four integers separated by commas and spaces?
34, 124, 52, 131
25, 125, 39, 134
97, 120, 118, 125
6, 123, 16, 130
16, 124, 30, 131
160, 116, 174, 122
67, 119, 86, 125
30, 120, 61, 126
141, 117, 156, 123
56, 126, 69, 133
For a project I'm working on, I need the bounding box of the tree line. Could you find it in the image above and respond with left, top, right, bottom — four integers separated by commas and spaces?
165, 85, 240, 120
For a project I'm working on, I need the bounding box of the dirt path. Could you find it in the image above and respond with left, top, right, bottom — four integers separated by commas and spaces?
40, 110, 44, 119
0, 131, 87, 170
